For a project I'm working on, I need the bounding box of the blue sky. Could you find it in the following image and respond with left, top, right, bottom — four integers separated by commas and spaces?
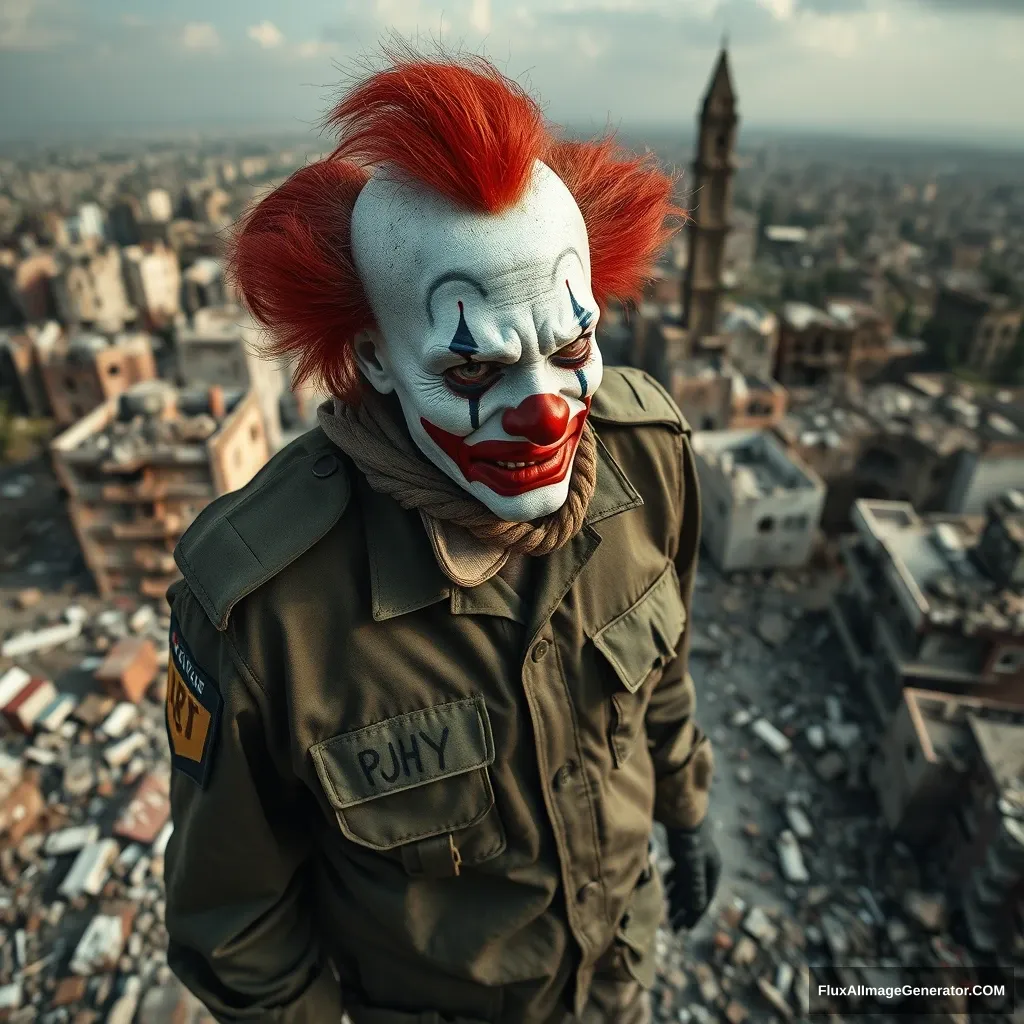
0, 0, 1021, 144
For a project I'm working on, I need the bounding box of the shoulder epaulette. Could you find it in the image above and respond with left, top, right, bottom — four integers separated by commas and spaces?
174, 428, 351, 631
589, 366, 691, 435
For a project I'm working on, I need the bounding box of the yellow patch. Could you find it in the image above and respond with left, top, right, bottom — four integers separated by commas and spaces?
166, 661, 212, 763
166, 613, 223, 788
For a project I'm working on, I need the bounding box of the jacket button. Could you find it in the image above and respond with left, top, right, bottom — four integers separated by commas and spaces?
554, 761, 576, 789
576, 881, 600, 904
531, 640, 550, 662
312, 454, 339, 478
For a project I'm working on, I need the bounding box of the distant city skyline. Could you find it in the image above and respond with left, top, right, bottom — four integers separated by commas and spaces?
0, 0, 1021, 147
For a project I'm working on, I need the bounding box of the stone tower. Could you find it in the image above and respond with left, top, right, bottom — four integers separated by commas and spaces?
682, 46, 739, 341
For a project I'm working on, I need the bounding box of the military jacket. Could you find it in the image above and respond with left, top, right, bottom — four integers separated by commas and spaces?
163, 367, 714, 1024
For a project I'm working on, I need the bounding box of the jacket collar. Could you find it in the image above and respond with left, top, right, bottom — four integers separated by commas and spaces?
364, 431, 643, 623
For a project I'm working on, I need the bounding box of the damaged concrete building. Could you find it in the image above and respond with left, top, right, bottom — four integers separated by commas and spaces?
38, 326, 158, 428
692, 428, 826, 572
774, 374, 1024, 530
173, 305, 287, 451
671, 357, 787, 433
833, 493, 1024, 722
50, 380, 269, 599
870, 687, 1024, 953
773, 300, 894, 389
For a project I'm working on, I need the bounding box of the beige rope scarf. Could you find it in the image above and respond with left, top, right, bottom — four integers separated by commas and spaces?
317, 390, 597, 584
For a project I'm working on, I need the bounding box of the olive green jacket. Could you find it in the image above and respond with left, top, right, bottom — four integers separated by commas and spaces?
163, 367, 713, 1024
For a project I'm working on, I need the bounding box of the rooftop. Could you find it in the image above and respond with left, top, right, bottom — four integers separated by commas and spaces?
52, 380, 243, 466
860, 381, 1024, 451
853, 498, 1024, 636
782, 301, 838, 331
779, 396, 875, 449
693, 428, 821, 499
720, 302, 777, 336
177, 305, 254, 343
969, 717, 1024, 823
764, 225, 809, 245
826, 298, 884, 328
183, 258, 223, 285
906, 687, 1024, 774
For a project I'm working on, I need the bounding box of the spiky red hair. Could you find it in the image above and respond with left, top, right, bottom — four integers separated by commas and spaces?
228, 52, 683, 403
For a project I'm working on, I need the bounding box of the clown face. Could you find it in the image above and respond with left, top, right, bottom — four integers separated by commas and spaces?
350, 160, 603, 522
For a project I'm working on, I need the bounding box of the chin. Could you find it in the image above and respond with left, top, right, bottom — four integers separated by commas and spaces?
467, 477, 573, 522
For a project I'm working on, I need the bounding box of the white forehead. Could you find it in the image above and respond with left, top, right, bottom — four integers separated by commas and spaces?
350, 160, 591, 327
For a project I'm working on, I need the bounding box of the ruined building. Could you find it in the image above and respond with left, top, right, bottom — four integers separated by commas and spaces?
36, 326, 157, 427
775, 374, 1024, 530
832, 493, 1024, 722
870, 687, 1024, 953
692, 428, 825, 572
51, 245, 134, 334
174, 305, 286, 451
672, 357, 786, 433
682, 46, 738, 343
50, 380, 269, 599
929, 284, 1023, 376
121, 243, 181, 329
773, 300, 893, 389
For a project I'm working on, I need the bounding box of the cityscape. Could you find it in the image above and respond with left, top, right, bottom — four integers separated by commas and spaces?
1, 12, 1024, 1024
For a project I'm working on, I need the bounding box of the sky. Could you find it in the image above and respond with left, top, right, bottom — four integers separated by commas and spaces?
0, 0, 1021, 146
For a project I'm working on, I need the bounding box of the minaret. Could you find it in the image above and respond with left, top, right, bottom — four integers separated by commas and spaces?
682, 45, 739, 342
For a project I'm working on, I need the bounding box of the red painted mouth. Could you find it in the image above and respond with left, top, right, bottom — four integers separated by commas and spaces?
422, 399, 591, 497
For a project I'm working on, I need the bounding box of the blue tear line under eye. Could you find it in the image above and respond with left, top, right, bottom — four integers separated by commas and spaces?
575, 368, 589, 398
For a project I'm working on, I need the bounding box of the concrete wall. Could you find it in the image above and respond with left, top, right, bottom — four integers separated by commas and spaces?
208, 392, 270, 494
946, 451, 1024, 514
695, 431, 826, 572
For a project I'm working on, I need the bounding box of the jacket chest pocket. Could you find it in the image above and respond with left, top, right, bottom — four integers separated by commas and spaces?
590, 562, 687, 767
310, 696, 506, 877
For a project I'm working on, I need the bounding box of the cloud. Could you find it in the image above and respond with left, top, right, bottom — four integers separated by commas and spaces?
757, 0, 795, 19
0, 0, 72, 51
913, 0, 1024, 12
469, 0, 492, 34
796, 0, 868, 11
248, 21, 284, 49
791, 11, 862, 55
295, 39, 339, 59
180, 22, 220, 51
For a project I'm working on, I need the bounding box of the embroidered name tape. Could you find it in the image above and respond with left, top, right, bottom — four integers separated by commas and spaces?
166, 614, 223, 789
311, 696, 495, 809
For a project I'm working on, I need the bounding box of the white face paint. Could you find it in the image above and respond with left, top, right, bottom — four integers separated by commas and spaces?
350, 160, 603, 522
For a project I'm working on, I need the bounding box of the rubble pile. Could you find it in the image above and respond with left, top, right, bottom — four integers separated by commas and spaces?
650, 566, 1022, 1023
74, 384, 226, 464
0, 580, 212, 1023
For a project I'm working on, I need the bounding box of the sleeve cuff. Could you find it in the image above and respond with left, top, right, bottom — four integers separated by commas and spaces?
653, 738, 713, 830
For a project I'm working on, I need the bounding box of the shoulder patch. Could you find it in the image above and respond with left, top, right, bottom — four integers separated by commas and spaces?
590, 367, 690, 433
175, 429, 352, 631
166, 613, 223, 789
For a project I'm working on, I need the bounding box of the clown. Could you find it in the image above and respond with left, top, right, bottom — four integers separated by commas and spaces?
164, 52, 719, 1024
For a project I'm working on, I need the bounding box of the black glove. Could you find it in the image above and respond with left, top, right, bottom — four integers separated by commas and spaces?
665, 821, 722, 930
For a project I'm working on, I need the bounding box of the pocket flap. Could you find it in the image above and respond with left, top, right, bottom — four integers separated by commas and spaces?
311, 696, 495, 810
592, 563, 687, 693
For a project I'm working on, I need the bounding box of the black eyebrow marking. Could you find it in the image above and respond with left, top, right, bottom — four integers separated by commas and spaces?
550, 246, 583, 284
425, 273, 488, 327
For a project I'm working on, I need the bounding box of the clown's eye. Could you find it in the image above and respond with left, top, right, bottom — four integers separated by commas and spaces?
444, 361, 503, 393
552, 334, 593, 368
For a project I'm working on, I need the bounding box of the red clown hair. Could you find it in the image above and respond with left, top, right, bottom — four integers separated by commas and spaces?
228, 52, 684, 403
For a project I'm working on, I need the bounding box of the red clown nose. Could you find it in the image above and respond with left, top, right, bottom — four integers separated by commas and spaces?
502, 394, 571, 446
